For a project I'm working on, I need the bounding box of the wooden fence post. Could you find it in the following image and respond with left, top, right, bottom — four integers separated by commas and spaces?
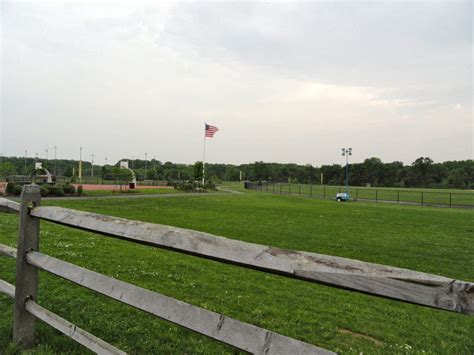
14, 184, 41, 347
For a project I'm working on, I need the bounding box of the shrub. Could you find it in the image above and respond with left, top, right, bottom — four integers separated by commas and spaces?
174, 181, 197, 192
12, 185, 22, 196
6, 182, 16, 194
77, 185, 84, 196
40, 185, 49, 197
204, 181, 216, 190
173, 180, 216, 192
48, 185, 65, 197
62, 183, 75, 194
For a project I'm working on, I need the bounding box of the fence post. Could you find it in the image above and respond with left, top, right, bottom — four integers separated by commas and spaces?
449, 193, 452, 208
299, 185, 301, 195
289, 184, 291, 195
375, 189, 378, 202
14, 184, 41, 347
323, 185, 326, 198
355, 188, 358, 199
280, 183, 282, 194
397, 190, 400, 204
421, 192, 424, 206
310, 185, 312, 197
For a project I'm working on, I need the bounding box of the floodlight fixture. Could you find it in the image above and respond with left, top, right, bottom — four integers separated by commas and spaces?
341, 148, 353, 195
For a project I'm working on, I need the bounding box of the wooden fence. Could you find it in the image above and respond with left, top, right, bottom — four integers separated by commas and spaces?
0, 185, 472, 354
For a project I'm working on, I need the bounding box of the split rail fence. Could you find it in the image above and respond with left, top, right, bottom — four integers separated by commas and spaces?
0, 185, 473, 354
245, 182, 474, 208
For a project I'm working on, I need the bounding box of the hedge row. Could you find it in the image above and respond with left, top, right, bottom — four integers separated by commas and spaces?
5, 182, 81, 197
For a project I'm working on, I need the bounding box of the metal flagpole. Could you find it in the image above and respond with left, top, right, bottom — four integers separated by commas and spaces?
202, 123, 206, 186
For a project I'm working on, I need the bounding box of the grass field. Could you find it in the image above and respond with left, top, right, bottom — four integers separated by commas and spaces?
81, 187, 183, 197
255, 183, 474, 207
0, 188, 473, 354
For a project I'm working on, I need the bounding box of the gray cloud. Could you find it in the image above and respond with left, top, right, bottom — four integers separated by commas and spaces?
1, 1, 472, 165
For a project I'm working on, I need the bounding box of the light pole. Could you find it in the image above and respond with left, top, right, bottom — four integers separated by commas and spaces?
91, 154, 95, 177
24, 150, 28, 174
79, 147, 83, 185
341, 148, 352, 195
145, 153, 148, 179
54, 146, 57, 176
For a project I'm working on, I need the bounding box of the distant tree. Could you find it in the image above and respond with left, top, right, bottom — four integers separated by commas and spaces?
410, 157, 434, 187
193, 162, 203, 181
63, 165, 74, 178
0, 161, 16, 177
146, 168, 158, 180
253, 161, 270, 181
110, 167, 133, 190
444, 168, 468, 188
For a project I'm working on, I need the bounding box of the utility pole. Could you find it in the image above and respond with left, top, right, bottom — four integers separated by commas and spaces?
54, 146, 57, 176
24, 150, 28, 174
341, 148, 352, 195
45, 148, 48, 160
79, 147, 83, 185
91, 154, 94, 177
145, 153, 148, 179
104, 157, 108, 166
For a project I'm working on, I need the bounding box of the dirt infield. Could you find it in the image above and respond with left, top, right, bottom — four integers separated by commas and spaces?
72, 184, 173, 191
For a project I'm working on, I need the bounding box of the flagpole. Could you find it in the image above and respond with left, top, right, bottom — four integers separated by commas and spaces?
202, 123, 206, 186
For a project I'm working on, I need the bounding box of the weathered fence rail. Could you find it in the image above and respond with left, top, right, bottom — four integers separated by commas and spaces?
0, 185, 473, 354
244, 182, 474, 208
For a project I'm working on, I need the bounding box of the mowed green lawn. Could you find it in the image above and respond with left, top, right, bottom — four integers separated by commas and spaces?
81, 187, 183, 197
261, 183, 473, 207
0, 190, 473, 354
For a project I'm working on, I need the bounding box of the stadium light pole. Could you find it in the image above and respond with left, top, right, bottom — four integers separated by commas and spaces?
341, 148, 352, 195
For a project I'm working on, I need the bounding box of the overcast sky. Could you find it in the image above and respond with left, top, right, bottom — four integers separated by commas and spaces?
1, 0, 472, 166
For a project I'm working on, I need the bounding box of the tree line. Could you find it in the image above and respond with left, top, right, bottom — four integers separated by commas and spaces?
0, 156, 472, 189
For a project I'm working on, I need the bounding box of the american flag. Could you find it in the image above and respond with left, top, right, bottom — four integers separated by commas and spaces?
205, 124, 219, 138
